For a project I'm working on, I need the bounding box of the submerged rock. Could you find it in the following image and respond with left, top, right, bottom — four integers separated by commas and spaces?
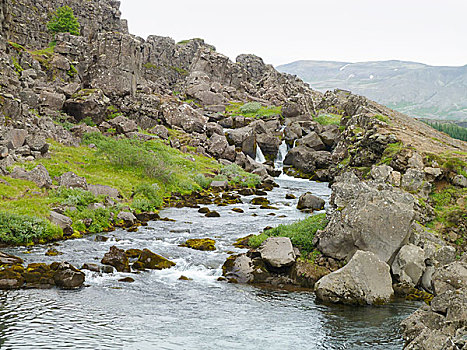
315, 250, 394, 305
180, 238, 216, 251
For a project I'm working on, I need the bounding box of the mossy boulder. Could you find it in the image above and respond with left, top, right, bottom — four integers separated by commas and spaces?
50, 262, 85, 289
205, 211, 220, 217
0, 268, 24, 289
101, 246, 130, 272
45, 248, 63, 256
233, 234, 254, 249
180, 238, 216, 251
251, 197, 270, 206
0, 252, 23, 266
23, 263, 55, 287
131, 249, 176, 270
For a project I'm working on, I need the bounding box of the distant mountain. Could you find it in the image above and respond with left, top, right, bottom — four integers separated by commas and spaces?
277, 60, 467, 121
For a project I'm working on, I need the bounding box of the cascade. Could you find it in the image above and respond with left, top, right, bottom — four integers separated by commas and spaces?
255, 145, 266, 164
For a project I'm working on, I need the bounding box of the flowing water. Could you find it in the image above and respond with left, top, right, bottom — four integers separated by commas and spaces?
0, 176, 419, 350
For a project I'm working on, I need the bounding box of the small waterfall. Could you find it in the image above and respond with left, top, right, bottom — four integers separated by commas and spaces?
274, 140, 288, 170
255, 145, 266, 164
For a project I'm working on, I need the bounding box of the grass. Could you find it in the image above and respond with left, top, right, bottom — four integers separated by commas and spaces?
314, 113, 342, 126
379, 141, 404, 165
249, 213, 328, 253
374, 114, 391, 124
226, 102, 282, 118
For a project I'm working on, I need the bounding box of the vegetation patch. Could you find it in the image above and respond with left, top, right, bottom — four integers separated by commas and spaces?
423, 120, 467, 142
314, 113, 342, 126
47, 5, 80, 37
0, 212, 62, 245
249, 213, 328, 253
226, 102, 282, 119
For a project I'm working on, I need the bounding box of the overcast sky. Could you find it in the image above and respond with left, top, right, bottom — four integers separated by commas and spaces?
119, 0, 466, 67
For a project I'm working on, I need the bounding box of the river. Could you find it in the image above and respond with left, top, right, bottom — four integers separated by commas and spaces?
0, 175, 419, 349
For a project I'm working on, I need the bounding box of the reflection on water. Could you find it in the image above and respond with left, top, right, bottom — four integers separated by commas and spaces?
0, 178, 419, 349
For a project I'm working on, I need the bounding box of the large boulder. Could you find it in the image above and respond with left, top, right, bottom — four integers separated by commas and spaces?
49, 211, 73, 236
10, 165, 52, 188
101, 246, 130, 272
108, 115, 138, 134
131, 249, 176, 270
283, 146, 332, 174
297, 193, 325, 211
296, 132, 326, 151
401, 259, 467, 349
161, 103, 208, 134
315, 250, 394, 305
0, 252, 23, 266
87, 184, 120, 199
259, 237, 296, 268
221, 254, 270, 284
315, 172, 415, 263
391, 244, 426, 287
51, 262, 85, 289
57, 172, 88, 190
63, 88, 110, 124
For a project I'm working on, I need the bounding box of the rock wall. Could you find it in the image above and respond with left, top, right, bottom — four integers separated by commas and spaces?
0, 0, 127, 49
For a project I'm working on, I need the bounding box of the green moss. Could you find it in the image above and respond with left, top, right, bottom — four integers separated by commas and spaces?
374, 114, 391, 124
248, 213, 329, 253
8, 41, 25, 52
170, 66, 188, 75
314, 113, 342, 125
11, 57, 23, 75
226, 101, 282, 119
67, 64, 77, 78
143, 62, 160, 70
379, 142, 404, 165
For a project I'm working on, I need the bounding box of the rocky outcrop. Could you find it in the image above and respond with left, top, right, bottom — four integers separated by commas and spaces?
297, 192, 325, 211
101, 246, 130, 272
315, 172, 415, 264
315, 250, 394, 305
401, 258, 467, 349
10, 164, 52, 188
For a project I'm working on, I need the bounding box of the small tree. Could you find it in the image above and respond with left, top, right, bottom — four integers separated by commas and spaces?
47, 6, 80, 36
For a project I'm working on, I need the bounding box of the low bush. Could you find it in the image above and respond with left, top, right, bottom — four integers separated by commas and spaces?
0, 212, 62, 245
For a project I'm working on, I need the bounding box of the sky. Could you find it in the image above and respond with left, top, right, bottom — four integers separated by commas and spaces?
119, 0, 467, 67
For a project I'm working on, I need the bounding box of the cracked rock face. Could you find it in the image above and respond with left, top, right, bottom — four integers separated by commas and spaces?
315, 172, 415, 264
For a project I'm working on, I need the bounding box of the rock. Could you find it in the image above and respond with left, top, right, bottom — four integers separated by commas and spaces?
198, 207, 210, 214
101, 246, 130, 272
205, 211, 220, 217
432, 260, 467, 295
180, 238, 216, 251
10, 165, 52, 188
315, 250, 394, 305
179, 275, 192, 281
149, 125, 169, 140
40, 91, 66, 110
315, 172, 415, 264
370, 164, 393, 182
297, 193, 325, 211
132, 249, 176, 270
391, 244, 426, 287
0, 269, 24, 290
161, 103, 208, 134
51, 262, 85, 289
25, 134, 48, 154
57, 172, 88, 190
408, 152, 424, 169
319, 125, 339, 147
108, 115, 138, 134
63, 88, 110, 124
251, 197, 270, 206
81, 263, 100, 272
117, 211, 136, 227
232, 207, 244, 213
87, 184, 120, 199
259, 237, 296, 268
6, 128, 28, 149
283, 146, 332, 174
45, 248, 63, 257
282, 102, 300, 118
433, 245, 456, 266
389, 171, 402, 187
210, 180, 228, 189
221, 254, 270, 284
49, 211, 73, 236
285, 193, 296, 199
207, 133, 229, 158
296, 132, 326, 151
118, 277, 135, 283
452, 174, 467, 188
0, 251, 23, 266
401, 168, 431, 197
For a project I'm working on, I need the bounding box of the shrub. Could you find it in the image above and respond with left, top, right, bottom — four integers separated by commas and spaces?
0, 212, 62, 245
67, 207, 115, 234
240, 102, 262, 114
194, 174, 212, 189
220, 164, 260, 187
47, 6, 80, 36
249, 213, 328, 253
130, 183, 163, 212
50, 187, 100, 209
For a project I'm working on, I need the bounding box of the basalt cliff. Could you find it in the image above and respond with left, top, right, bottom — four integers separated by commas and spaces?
0, 1, 466, 349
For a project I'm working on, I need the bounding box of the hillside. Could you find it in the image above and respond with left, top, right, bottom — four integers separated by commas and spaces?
277, 60, 467, 121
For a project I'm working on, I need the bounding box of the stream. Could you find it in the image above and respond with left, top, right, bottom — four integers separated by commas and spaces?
0, 174, 420, 349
